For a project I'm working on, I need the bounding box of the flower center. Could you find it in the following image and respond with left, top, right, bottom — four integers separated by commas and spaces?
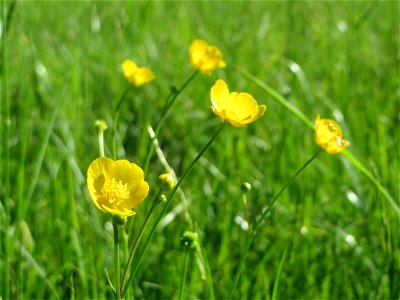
98, 178, 130, 206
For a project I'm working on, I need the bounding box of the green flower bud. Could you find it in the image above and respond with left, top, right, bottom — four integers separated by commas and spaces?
94, 119, 108, 132
157, 173, 175, 191
159, 194, 167, 203
180, 231, 199, 249
241, 182, 252, 193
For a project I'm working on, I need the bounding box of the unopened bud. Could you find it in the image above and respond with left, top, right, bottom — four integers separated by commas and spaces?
94, 119, 108, 132
180, 231, 199, 249
159, 194, 167, 203
157, 173, 175, 191
241, 182, 252, 193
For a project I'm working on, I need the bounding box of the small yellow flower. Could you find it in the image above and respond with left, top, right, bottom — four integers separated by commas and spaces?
315, 115, 350, 154
210, 79, 266, 127
122, 59, 155, 86
189, 39, 226, 74
87, 157, 149, 217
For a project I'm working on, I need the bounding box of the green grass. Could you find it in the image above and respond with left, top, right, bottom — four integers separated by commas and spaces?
1, 1, 399, 299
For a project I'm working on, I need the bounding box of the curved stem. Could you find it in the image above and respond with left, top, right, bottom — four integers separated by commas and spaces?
119, 190, 162, 296
122, 123, 224, 298
143, 70, 199, 175
229, 150, 321, 298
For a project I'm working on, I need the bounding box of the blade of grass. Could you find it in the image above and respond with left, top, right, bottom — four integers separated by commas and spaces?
271, 249, 288, 300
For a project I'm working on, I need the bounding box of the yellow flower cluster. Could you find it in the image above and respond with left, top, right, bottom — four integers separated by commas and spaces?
87, 38, 350, 217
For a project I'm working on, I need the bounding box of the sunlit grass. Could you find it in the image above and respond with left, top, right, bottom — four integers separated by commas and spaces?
1, 1, 399, 299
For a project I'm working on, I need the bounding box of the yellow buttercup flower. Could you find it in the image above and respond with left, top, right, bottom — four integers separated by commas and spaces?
210, 79, 266, 127
87, 157, 149, 217
315, 115, 350, 154
189, 39, 226, 74
122, 59, 155, 86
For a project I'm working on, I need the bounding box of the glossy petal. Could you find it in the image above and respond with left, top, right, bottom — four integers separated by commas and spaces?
87, 157, 149, 217
210, 79, 266, 127
133, 67, 156, 86
122, 60, 138, 80
211, 79, 230, 112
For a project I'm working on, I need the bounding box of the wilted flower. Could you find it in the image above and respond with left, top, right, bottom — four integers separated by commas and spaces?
87, 157, 149, 217
189, 39, 226, 74
122, 59, 155, 86
210, 79, 266, 127
315, 115, 350, 154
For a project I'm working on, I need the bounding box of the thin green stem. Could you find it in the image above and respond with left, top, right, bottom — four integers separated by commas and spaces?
143, 70, 198, 175
122, 123, 224, 298
113, 220, 121, 300
120, 190, 162, 296
113, 86, 131, 160
98, 129, 105, 157
114, 86, 132, 113
179, 247, 190, 300
242, 193, 250, 229
235, 64, 399, 215
229, 150, 321, 298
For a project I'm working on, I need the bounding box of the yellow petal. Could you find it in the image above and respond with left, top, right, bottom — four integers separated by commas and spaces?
189, 39, 208, 67
123, 181, 150, 209
102, 205, 136, 217
232, 92, 260, 121
122, 59, 138, 80
189, 39, 226, 74
246, 104, 267, 124
211, 79, 230, 112
315, 118, 343, 146
87, 157, 114, 212
133, 67, 155, 86
198, 46, 225, 74
109, 160, 145, 189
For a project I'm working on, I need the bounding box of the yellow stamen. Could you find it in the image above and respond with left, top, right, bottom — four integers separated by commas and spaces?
98, 178, 130, 206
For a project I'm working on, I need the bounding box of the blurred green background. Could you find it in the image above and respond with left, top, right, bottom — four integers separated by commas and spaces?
1, 1, 399, 299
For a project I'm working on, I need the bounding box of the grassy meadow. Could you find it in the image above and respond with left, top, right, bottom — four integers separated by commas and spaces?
1, 1, 399, 299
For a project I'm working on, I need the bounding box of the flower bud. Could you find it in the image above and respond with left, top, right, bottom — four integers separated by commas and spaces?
94, 119, 108, 132
180, 231, 199, 249
241, 182, 252, 193
157, 173, 175, 191
159, 194, 167, 203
